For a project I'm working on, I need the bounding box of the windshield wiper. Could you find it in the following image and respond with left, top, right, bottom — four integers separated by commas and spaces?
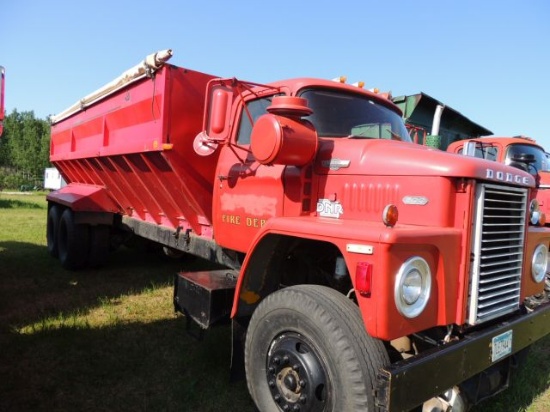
345, 134, 370, 139
389, 130, 404, 141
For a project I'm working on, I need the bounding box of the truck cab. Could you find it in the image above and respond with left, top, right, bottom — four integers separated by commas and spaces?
448, 136, 550, 224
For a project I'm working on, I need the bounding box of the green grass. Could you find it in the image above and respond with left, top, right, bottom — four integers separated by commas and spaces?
1, 192, 549, 411
0, 193, 255, 412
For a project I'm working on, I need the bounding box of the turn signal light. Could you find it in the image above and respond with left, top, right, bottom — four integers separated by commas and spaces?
356, 262, 372, 297
383, 204, 398, 227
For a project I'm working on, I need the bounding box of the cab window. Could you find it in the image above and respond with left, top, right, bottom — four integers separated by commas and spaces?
458, 144, 498, 161
236, 97, 275, 145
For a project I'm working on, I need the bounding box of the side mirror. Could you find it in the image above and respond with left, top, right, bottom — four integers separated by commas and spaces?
207, 85, 232, 137
0, 66, 5, 137
194, 81, 233, 156
206, 87, 233, 137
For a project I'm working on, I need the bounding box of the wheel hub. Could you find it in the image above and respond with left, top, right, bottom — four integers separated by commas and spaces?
267, 333, 329, 411
276, 367, 301, 402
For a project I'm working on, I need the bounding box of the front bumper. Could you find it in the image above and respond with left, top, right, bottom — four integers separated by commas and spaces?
375, 301, 550, 411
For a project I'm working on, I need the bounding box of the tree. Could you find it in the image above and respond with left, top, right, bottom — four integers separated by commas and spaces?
0, 109, 51, 188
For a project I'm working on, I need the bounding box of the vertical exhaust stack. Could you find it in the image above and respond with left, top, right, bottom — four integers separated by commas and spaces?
426, 104, 445, 149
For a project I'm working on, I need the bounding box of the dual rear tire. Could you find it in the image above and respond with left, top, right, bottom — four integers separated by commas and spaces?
47, 204, 110, 270
46, 205, 62, 258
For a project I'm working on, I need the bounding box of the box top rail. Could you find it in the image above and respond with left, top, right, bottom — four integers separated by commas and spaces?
51, 49, 173, 124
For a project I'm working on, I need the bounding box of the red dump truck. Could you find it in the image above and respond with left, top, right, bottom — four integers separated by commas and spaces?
47, 51, 550, 412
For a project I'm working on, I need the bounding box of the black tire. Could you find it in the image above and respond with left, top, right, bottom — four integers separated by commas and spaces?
89, 225, 110, 268
46, 204, 62, 258
245, 285, 389, 412
58, 208, 90, 270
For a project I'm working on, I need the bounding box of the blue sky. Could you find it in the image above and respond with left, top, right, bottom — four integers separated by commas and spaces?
2, 1, 549, 148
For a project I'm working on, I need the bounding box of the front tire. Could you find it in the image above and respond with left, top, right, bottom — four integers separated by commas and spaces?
245, 285, 389, 411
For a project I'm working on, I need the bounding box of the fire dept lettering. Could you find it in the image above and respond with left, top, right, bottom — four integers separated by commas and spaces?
221, 214, 267, 228
221, 214, 241, 225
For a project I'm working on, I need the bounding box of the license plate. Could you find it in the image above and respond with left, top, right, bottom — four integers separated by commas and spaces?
491, 330, 513, 362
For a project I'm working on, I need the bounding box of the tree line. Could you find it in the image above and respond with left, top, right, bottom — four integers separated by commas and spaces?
0, 110, 51, 190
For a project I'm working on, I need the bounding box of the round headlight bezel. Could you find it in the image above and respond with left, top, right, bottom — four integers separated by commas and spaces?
531, 243, 548, 283
394, 257, 432, 318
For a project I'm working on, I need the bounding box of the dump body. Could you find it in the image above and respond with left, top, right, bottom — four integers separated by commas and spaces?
50, 64, 218, 236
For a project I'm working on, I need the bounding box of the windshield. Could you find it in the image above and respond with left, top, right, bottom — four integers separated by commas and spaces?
299, 89, 412, 142
506, 144, 549, 172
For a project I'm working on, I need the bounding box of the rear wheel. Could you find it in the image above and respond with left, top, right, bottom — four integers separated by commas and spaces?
58, 208, 90, 270
46, 204, 62, 257
245, 285, 389, 411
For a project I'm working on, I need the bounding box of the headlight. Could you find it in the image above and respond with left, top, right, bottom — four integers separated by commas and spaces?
531, 243, 548, 283
394, 257, 431, 318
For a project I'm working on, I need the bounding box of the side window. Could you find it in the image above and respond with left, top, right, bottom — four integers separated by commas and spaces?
459, 144, 498, 161
236, 97, 275, 145
483, 147, 498, 161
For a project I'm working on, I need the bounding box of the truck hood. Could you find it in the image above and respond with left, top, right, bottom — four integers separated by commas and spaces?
314, 139, 536, 187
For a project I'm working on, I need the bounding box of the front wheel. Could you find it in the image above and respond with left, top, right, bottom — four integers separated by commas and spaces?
245, 285, 389, 412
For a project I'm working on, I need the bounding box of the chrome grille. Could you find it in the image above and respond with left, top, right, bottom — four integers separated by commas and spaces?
468, 183, 527, 325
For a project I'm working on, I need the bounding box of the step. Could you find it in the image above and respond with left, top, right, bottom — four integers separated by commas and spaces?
174, 269, 238, 329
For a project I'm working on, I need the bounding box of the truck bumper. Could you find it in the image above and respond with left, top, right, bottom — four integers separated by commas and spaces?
375, 302, 550, 412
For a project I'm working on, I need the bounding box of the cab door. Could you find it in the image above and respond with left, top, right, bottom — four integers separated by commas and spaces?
213, 97, 285, 252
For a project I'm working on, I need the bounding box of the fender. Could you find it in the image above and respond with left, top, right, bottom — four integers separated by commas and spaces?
47, 183, 121, 214
231, 215, 463, 340
230, 215, 377, 318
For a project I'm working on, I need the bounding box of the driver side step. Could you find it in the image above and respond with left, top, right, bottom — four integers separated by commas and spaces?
174, 269, 238, 330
